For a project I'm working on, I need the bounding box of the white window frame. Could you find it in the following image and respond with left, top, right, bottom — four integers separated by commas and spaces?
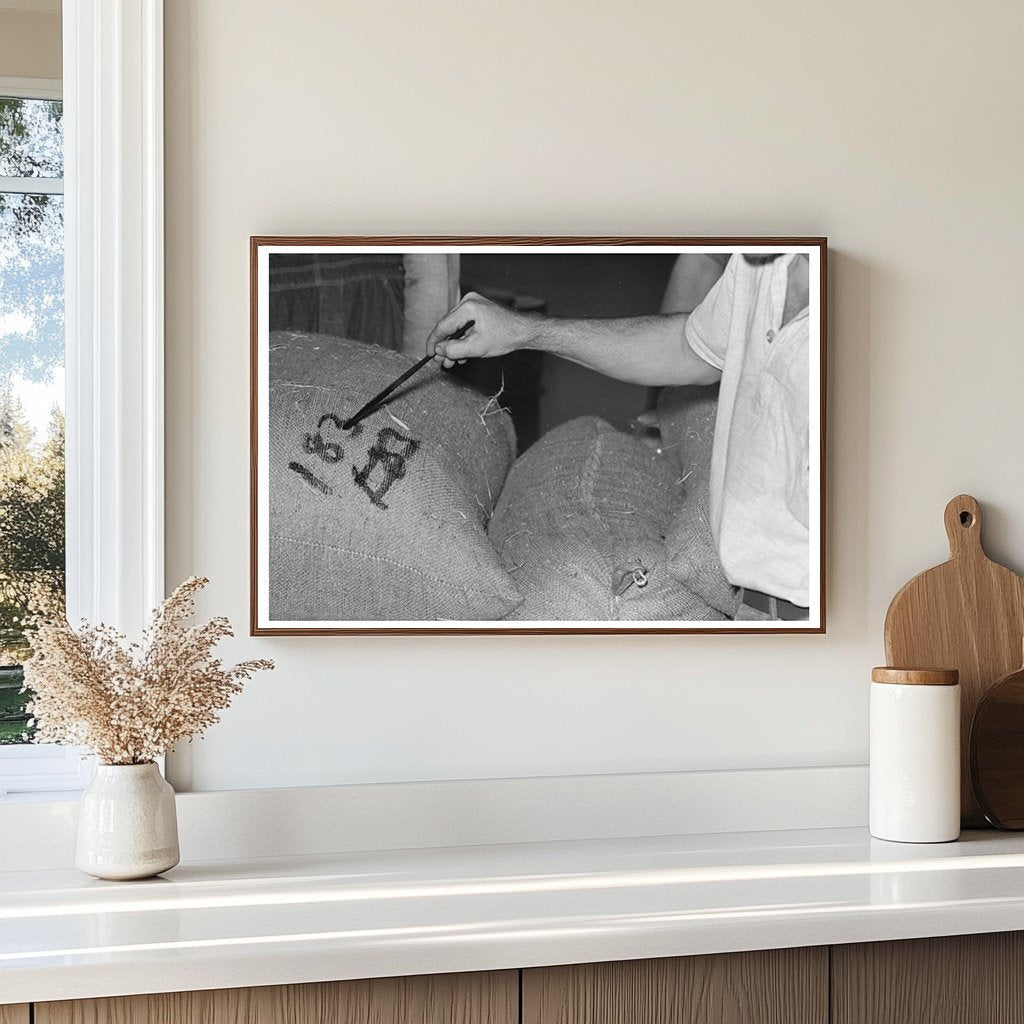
0, 0, 164, 797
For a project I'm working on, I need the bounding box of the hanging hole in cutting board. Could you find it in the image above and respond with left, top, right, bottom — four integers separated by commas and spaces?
960, 510, 974, 527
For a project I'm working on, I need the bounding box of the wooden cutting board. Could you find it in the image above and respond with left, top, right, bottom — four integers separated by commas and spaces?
884, 494, 1024, 826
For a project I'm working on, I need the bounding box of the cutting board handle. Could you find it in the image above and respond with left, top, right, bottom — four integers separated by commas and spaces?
944, 494, 983, 559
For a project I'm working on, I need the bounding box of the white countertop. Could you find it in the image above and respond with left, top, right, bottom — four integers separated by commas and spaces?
4, 826, 1024, 1004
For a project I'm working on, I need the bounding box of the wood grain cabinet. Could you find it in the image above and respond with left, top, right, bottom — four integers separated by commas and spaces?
34, 972, 517, 1024
16, 934, 1024, 1024
522, 948, 828, 1024
832, 932, 1024, 1024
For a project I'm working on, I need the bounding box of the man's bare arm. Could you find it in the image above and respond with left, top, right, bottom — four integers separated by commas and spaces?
426, 292, 721, 387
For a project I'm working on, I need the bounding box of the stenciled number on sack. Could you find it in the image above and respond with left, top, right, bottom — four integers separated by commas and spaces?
289, 419, 419, 511
303, 413, 346, 464
351, 427, 420, 510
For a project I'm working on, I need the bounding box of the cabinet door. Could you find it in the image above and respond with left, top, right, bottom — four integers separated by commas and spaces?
832, 932, 1024, 1024
523, 948, 828, 1024
36, 971, 517, 1024
0, 1007, 30, 1024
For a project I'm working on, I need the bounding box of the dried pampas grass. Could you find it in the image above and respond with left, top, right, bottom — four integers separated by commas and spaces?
23, 577, 273, 765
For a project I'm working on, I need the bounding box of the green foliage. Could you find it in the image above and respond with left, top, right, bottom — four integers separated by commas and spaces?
0, 96, 62, 178
0, 664, 30, 743
0, 394, 64, 742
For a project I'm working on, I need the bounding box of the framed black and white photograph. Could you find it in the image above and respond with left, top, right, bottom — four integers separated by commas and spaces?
250, 237, 826, 635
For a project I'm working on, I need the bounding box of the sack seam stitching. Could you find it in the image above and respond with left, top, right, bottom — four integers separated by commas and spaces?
270, 536, 516, 598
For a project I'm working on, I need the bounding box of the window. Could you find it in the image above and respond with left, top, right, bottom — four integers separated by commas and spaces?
0, 79, 82, 794
0, 86, 66, 738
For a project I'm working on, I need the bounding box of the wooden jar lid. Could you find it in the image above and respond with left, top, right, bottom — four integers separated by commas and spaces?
871, 667, 960, 686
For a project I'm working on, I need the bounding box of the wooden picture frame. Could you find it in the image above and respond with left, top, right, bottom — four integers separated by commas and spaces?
250, 237, 827, 635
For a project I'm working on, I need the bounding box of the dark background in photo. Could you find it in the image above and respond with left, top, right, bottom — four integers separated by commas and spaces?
267, 253, 678, 453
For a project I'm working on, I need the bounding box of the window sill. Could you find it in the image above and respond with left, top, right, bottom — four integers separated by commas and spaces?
0, 789, 86, 804
0, 746, 94, 799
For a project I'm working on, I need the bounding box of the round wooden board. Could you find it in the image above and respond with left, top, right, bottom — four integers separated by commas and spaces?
971, 662, 1024, 829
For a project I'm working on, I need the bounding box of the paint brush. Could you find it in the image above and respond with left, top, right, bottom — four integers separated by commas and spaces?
341, 320, 475, 431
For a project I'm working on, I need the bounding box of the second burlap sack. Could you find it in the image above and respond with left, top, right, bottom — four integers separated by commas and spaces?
488, 416, 727, 622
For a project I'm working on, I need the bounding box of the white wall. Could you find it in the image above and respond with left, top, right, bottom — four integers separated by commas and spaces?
0, 6, 61, 80
164, 0, 1024, 791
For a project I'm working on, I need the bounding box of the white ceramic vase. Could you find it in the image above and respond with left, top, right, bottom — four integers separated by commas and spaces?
76, 762, 180, 880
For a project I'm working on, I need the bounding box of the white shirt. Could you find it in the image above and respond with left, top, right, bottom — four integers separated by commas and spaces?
685, 254, 810, 606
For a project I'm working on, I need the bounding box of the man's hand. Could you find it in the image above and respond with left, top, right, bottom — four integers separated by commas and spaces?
426, 292, 538, 369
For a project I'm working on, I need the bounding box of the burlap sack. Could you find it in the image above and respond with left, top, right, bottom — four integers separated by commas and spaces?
488, 417, 726, 622
268, 332, 520, 621
656, 385, 740, 617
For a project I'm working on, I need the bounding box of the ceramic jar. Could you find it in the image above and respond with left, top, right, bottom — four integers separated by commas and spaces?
76, 762, 180, 880
870, 667, 961, 843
